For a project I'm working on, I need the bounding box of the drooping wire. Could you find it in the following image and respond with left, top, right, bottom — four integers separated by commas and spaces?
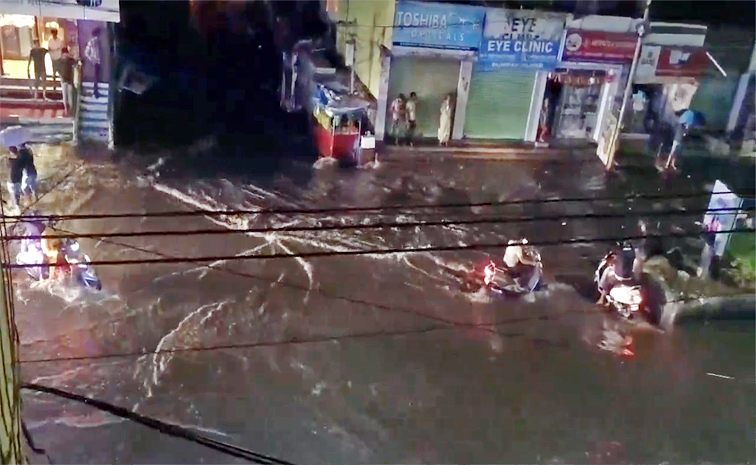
4, 206, 749, 242
0, 189, 722, 222
22, 383, 297, 465
6, 227, 754, 269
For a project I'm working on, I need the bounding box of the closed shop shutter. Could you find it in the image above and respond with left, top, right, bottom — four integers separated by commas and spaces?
388, 57, 460, 139
464, 69, 537, 140
690, 72, 740, 132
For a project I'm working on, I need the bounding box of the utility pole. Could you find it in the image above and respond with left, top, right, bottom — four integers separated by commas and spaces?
344, 20, 357, 94
0, 229, 29, 464
604, 0, 652, 170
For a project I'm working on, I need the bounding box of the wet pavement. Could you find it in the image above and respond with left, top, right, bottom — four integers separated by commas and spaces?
11, 142, 756, 464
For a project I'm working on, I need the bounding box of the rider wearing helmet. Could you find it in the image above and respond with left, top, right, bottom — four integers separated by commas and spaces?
615, 241, 636, 282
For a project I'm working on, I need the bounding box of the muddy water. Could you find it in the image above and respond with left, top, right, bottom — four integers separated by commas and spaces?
14, 145, 755, 464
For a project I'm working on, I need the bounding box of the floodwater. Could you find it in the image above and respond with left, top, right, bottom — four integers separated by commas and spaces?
13, 143, 756, 464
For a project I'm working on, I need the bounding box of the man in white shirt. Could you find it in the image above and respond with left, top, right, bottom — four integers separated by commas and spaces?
47, 29, 64, 90
405, 92, 418, 146
503, 238, 538, 270
85, 28, 103, 98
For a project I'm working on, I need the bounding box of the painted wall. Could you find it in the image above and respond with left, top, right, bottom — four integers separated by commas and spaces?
77, 19, 110, 83
335, 0, 394, 99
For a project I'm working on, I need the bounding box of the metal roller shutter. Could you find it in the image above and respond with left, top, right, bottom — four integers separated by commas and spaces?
388, 57, 460, 139
464, 69, 536, 140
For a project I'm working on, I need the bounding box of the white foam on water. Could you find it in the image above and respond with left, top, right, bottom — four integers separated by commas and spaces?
146, 300, 232, 398
313, 158, 339, 170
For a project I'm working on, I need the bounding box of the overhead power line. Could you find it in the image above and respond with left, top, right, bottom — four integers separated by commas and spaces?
5, 206, 749, 242
1, 190, 719, 222
22, 383, 297, 465
7, 228, 753, 269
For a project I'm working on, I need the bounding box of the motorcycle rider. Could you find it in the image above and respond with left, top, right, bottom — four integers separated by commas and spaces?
41, 232, 70, 281
597, 242, 638, 306
503, 238, 539, 278
18, 212, 48, 280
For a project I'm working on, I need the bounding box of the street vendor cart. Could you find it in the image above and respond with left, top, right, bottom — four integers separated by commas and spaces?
312, 95, 373, 165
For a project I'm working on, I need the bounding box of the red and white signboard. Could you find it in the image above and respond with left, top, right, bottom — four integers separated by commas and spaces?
635, 45, 709, 83
655, 46, 709, 78
561, 30, 637, 63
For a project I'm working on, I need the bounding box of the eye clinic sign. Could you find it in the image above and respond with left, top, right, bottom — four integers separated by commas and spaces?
392, 1, 485, 51
478, 9, 565, 70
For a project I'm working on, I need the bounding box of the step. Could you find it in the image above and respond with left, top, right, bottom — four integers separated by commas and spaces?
0, 87, 64, 100
80, 94, 109, 105
80, 119, 109, 129
81, 81, 109, 89
80, 111, 108, 121
0, 97, 65, 109
80, 100, 108, 111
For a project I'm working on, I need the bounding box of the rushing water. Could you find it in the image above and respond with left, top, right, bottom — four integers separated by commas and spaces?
14, 144, 755, 464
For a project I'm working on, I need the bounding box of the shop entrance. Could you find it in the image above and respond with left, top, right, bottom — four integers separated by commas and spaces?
1, 14, 76, 80
549, 69, 606, 140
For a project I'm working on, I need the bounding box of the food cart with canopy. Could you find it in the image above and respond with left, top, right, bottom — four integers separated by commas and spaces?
312, 87, 373, 164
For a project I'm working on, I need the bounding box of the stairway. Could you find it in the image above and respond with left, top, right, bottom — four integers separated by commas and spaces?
77, 81, 109, 142
0, 77, 74, 143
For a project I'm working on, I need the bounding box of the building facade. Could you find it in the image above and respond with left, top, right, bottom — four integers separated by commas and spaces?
333, 0, 713, 147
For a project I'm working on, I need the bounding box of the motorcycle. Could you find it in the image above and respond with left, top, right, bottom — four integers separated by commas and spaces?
16, 236, 102, 291
595, 253, 643, 319
464, 247, 543, 296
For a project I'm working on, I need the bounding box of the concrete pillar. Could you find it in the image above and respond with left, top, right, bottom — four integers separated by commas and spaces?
375, 51, 391, 142
452, 60, 473, 140
525, 71, 547, 142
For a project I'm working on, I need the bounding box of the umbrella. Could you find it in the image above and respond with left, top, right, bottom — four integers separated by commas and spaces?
0, 126, 32, 149
679, 109, 706, 127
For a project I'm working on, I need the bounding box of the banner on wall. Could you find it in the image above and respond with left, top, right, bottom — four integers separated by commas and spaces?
392, 1, 485, 51
478, 9, 565, 71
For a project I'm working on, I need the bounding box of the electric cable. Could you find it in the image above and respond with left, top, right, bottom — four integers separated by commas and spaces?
22, 383, 297, 465
6, 227, 754, 269
1, 189, 724, 222
5, 206, 749, 242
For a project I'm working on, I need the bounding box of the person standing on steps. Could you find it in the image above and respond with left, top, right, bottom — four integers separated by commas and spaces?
58, 47, 79, 116
47, 29, 64, 92
27, 39, 48, 101
438, 93, 454, 146
84, 28, 103, 99
389, 94, 407, 145
405, 92, 418, 146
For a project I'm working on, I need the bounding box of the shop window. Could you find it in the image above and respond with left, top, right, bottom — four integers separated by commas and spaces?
0, 14, 36, 78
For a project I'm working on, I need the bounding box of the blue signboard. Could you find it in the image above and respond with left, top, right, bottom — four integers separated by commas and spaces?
478, 9, 565, 71
392, 1, 485, 51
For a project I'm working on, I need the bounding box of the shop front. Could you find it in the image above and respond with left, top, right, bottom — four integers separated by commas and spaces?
537, 29, 631, 145
382, 1, 485, 142
628, 44, 709, 138
465, 9, 565, 141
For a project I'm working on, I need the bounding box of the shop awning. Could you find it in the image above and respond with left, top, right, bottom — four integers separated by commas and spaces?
0, 0, 120, 23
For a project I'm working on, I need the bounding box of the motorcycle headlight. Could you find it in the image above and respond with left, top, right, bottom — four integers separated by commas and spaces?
70, 242, 80, 252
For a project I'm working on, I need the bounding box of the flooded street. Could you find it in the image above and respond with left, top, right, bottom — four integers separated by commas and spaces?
13, 144, 755, 464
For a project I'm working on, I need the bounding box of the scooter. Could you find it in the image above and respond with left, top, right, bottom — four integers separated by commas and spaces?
464, 248, 543, 296
15, 237, 102, 291
595, 253, 643, 319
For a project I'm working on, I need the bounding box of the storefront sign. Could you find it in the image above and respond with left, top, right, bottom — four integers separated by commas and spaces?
392, 1, 485, 51
478, 9, 565, 70
635, 45, 708, 83
0, 0, 120, 22
655, 46, 708, 78
562, 30, 637, 63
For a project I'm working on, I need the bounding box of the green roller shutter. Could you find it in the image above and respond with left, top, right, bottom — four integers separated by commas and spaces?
464, 68, 536, 140
388, 57, 460, 139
